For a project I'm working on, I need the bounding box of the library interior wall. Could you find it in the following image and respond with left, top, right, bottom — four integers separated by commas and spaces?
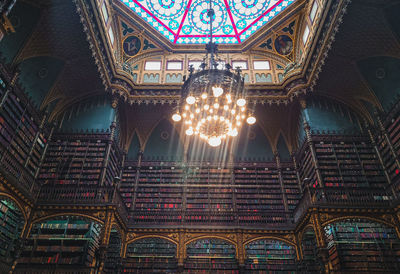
127, 133, 141, 160
301, 98, 361, 134
18, 56, 64, 109
60, 96, 116, 132
384, 3, 400, 41
0, 2, 40, 63
233, 124, 274, 162
142, 118, 183, 161
357, 56, 400, 112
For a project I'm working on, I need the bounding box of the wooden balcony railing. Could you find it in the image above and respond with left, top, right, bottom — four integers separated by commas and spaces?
37, 185, 129, 221
294, 186, 393, 223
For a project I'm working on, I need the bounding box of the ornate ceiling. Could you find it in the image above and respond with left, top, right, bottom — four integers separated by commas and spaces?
4, 0, 400, 153
118, 0, 297, 44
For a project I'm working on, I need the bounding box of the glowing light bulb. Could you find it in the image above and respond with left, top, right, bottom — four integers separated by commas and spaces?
228, 128, 238, 137
182, 113, 187, 118
210, 109, 214, 113
236, 121, 242, 126
214, 103, 219, 109
241, 107, 246, 112
195, 108, 200, 113
185, 105, 189, 110
186, 128, 194, 136
226, 94, 231, 100
208, 136, 222, 147
204, 104, 210, 110
201, 93, 207, 99
201, 118, 206, 123
186, 96, 196, 105
190, 113, 194, 119
231, 109, 236, 115
247, 116, 256, 125
224, 105, 229, 111
213, 115, 218, 121
207, 116, 212, 121
237, 98, 246, 107
172, 113, 181, 122
220, 116, 225, 121
212, 87, 224, 97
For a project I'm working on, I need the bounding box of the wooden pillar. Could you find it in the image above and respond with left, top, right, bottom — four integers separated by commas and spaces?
310, 210, 329, 273
97, 210, 114, 273
131, 150, 143, 211
9, 204, 33, 274
275, 152, 289, 212
365, 124, 395, 197
236, 231, 245, 271
377, 113, 400, 169
291, 153, 303, 194
303, 120, 324, 188
177, 230, 185, 272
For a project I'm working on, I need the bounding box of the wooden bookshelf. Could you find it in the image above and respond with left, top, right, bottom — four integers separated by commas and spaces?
184, 238, 238, 273
123, 238, 177, 273
324, 218, 400, 272
0, 66, 47, 195
38, 132, 120, 186
244, 239, 297, 272
17, 217, 101, 268
0, 198, 24, 265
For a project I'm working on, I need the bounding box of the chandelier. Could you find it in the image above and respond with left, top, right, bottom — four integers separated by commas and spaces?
171, 1, 256, 147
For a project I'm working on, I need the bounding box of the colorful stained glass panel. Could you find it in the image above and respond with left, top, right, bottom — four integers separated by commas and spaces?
119, 0, 297, 44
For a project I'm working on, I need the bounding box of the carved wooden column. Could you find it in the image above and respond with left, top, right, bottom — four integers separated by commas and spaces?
236, 231, 245, 273
275, 152, 289, 213
365, 121, 396, 198
310, 210, 329, 273
303, 120, 324, 188
377, 112, 400, 169
177, 230, 185, 272
131, 150, 143, 211
292, 153, 303, 194
97, 210, 114, 273
10, 204, 33, 274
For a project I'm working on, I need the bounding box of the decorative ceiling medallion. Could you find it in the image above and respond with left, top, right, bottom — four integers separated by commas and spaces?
274, 34, 293, 56
119, 0, 297, 44
123, 35, 141, 56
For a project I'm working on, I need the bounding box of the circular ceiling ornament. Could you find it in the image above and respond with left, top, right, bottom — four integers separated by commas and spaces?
274, 35, 293, 56
123, 36, 141, 57
161, 131, 170, 140
189, 0, 227, 34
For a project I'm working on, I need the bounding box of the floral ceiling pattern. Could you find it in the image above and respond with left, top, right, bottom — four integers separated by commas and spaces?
119, 0, 296, 44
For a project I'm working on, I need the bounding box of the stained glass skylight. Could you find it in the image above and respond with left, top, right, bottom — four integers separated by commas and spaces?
120, 0, 296, 44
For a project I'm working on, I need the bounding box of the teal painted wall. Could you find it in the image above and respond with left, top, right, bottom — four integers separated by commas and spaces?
234, 124, 274, 162
127, 133, 141, 160
0, 2, 41, 63
302, 99, 360, 134
276, 135, 290, 161
143, 119, 183, 161
61, 96, 116, 132
385, 4, 400, 40
357, 56, 400, 112
18, 56, 64, 109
